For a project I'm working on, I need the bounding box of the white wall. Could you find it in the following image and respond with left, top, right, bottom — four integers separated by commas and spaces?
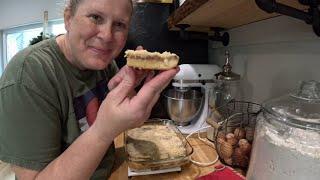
0, 0, 65, 29
209, 16, 320, 103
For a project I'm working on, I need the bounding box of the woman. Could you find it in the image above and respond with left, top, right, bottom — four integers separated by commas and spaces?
0, 0, 179, 179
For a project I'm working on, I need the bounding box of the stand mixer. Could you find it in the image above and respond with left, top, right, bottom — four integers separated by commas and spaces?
164, 64, 221, 134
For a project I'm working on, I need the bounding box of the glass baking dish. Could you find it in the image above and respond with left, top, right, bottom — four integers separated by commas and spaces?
124, 118, 193, 171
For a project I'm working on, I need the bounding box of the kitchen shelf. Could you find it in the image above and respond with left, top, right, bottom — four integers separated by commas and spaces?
168, 0, 308, 32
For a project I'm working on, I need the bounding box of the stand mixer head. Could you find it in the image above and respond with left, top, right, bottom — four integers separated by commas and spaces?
163, 64, 221, 134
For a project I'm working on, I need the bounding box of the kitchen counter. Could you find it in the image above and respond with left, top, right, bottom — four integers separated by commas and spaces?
109, 133, 221, 180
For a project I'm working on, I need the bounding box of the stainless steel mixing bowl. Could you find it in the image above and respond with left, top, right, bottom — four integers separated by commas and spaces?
163, 89, 203, 126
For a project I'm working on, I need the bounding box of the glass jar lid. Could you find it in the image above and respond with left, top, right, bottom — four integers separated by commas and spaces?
215, 51, 240, 81
263, 80, 320, 131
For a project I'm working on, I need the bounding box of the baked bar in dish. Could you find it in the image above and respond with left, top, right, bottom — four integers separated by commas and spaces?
126, 124, 186, 161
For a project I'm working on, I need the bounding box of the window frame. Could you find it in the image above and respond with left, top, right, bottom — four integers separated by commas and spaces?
1, 19, 65, 74
0, 30, 3, 73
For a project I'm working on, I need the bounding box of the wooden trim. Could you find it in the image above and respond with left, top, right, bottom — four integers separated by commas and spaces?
167, 0, 308, 32
168, 0, 209, 29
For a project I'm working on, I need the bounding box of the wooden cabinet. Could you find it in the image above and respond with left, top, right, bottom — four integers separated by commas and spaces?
168, 0, 308, 32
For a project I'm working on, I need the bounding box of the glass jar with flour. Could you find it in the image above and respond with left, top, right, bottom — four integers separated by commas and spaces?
247, 80, 320, 180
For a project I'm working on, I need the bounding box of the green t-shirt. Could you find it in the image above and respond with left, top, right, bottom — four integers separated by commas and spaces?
0, 37, 118, 179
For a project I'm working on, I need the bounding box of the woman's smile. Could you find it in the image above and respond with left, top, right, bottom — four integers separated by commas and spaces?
88, 46, 113, 56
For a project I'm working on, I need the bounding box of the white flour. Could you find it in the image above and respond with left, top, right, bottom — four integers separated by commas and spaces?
246, 120, 320, 180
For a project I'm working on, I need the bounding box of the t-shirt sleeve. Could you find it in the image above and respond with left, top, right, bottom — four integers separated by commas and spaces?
0, 83, 61, 171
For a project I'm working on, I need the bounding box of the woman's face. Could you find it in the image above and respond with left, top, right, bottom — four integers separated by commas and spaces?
64, 0, 132, 70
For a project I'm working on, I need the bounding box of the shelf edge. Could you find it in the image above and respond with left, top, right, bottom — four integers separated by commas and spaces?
167, 0, 209, 29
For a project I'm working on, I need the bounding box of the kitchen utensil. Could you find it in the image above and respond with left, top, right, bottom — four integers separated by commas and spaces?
163, 89, 203, 126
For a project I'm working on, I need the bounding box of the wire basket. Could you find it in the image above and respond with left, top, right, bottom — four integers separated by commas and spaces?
211, 100, 261, 173
215, 100, 261, 133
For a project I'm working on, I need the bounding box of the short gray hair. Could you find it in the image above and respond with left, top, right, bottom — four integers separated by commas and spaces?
66, 0, 133, 15
66, 0, 83, 15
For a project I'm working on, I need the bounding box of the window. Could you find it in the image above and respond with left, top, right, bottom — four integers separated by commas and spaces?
6, 27, 43, 62
51, 23, 66, 35
1, 19, 66, 74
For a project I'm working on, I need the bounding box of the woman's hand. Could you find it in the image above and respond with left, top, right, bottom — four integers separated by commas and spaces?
93, 67, 179, 140
107, 66, 154, 94
91, 47, 179, 141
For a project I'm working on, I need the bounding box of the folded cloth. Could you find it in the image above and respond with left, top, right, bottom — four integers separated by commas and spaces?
197, 165, 245, 180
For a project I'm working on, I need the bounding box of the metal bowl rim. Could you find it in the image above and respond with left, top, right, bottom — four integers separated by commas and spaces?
162, 89, 203, 101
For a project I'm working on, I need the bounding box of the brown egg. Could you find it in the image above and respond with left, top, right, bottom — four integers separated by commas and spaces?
226, 133, 238, 146
216, 137, 224, 154
238, 139, 252, 155
217, 136, 226, 144
219, 141, 233, 159
245, 127, 255, 142
234, 168, 246, 176
217, 131, 226, 141
232, 148, 249, 168
239, 157, 249, 168
224, 158, 233, 165
234, 127, 246, 140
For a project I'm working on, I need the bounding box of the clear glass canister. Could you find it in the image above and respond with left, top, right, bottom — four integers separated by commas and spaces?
214, 50, 242, 109
213, 79, 243, 109
247, 80, 320, 180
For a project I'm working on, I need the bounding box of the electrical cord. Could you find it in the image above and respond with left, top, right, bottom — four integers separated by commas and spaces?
186, 112, 244, 167
186, 126, 220, 167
